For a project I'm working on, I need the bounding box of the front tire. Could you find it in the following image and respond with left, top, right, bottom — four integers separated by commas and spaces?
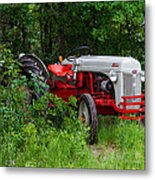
78, 93, 98, 144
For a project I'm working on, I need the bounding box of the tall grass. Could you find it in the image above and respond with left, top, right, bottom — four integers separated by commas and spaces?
0, 114, 145, 169
93, 116, 145, 170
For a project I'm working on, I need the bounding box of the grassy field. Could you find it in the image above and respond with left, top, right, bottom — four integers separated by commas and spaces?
0, 115, 144, 170
90, 116, 145, 170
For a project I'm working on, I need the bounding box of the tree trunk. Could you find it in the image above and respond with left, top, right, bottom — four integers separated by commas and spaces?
39, 5, 44, 53
49, 20, 52, 54
58, 3, 65, 56
21, 24, 30, 52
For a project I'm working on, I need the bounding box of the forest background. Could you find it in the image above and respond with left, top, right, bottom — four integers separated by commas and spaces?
0, 1, 145, 67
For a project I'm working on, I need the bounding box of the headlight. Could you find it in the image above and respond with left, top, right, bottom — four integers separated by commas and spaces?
141, 71, 145, 82
109, 71, 118, 82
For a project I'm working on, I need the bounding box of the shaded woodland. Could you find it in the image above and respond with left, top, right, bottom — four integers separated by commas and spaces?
0, 1, 144, 65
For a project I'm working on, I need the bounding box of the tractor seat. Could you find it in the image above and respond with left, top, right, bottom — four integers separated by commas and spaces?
48, 64, 73, 77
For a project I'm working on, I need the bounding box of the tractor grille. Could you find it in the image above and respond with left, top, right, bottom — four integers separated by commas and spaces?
123, 74, 133, 96
123, 73, 141, 110
135, 74, 141, 94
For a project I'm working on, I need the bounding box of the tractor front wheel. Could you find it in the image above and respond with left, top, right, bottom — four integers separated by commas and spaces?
78, 93, 98, 144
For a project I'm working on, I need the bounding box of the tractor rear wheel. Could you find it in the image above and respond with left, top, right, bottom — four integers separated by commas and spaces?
18, 54, 49, 101
78, 93, 98, 144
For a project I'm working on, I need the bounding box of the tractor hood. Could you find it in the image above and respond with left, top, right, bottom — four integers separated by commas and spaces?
62, 55, 141, 73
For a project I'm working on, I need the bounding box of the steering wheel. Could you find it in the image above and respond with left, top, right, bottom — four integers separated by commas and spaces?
66, 46, 92, 62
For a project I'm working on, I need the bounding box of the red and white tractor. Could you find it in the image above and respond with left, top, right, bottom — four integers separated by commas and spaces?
19, 46, 145, 144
